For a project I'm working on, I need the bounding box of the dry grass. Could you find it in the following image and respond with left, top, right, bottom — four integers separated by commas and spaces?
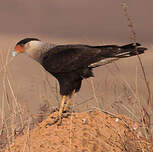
121, 1, 153, 140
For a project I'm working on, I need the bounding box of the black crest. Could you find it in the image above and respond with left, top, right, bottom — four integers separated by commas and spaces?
16, 38, 40, 46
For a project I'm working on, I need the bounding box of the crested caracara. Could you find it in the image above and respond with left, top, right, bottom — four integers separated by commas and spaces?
12, 38, 147, 125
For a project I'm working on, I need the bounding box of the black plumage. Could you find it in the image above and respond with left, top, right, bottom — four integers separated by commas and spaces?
16, 38, 40, 46
42, 43, 147, 96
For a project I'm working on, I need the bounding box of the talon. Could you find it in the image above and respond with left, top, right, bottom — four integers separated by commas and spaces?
50, 116, 57, 119
62, 112, 71, 118
45, 117, 59, 127
63, 108, 70, 114
63, 108, 75, 114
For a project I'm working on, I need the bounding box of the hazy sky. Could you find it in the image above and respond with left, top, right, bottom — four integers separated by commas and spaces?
0, 0, 152, 43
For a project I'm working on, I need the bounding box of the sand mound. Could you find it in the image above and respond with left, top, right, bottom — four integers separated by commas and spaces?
4, 110, 152, 152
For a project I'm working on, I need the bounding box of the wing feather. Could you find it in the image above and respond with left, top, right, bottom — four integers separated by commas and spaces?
42, 45, 102, 73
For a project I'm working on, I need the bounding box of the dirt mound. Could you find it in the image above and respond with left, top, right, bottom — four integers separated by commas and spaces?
4, 110, 152, 152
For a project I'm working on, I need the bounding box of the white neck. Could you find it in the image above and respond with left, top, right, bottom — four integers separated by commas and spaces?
24, 41, 56, 64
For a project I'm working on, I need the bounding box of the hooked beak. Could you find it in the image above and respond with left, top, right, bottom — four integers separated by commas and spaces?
12, 44, 24, 57
12, 50, 18, 57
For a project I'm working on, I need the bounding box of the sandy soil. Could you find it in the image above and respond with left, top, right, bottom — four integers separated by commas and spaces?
4, 110, 152, 152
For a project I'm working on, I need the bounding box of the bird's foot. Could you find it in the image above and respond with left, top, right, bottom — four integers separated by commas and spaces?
62, 112, 71, 118
62, 108, 76, 118
45, 116, 63, 127
45, 109, 75, 127
63, 108, 75, 114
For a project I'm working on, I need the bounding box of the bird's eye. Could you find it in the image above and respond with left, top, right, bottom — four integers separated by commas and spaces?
20, 43, 24, 47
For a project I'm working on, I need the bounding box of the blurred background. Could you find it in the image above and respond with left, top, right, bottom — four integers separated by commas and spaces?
0, 0, 152, 44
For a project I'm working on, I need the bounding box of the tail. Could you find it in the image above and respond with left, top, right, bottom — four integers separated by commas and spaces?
119, 43, 147, 57
92, 42, 147, 58
89, 43, 147, 68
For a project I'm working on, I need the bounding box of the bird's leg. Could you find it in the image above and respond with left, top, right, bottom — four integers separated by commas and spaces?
58, 95, 67, 120
46, 95, 66, 127
64, 90, 75, 112
63, 90, 75, 117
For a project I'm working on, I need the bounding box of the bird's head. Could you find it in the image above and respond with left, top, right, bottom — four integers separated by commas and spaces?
12, 38, 56, 63
12, 38, 41, 57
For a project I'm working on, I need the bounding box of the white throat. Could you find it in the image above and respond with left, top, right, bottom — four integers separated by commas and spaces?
24, 41, 56, 64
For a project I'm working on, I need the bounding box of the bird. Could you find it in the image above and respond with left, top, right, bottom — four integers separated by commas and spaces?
12, 38, 147, 125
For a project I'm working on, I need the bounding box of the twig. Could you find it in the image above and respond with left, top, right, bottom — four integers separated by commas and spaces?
90, 78, 99, 108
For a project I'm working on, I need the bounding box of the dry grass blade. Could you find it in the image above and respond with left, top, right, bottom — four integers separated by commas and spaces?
121, 1, 152, 140
121, 2, 152, 107
0, 49, 14, 151
22, 117, 30, 152
0, 48, 27, 151
90, 78, 99, 108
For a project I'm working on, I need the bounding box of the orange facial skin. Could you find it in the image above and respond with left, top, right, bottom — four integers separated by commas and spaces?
14, 44, 24, 53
